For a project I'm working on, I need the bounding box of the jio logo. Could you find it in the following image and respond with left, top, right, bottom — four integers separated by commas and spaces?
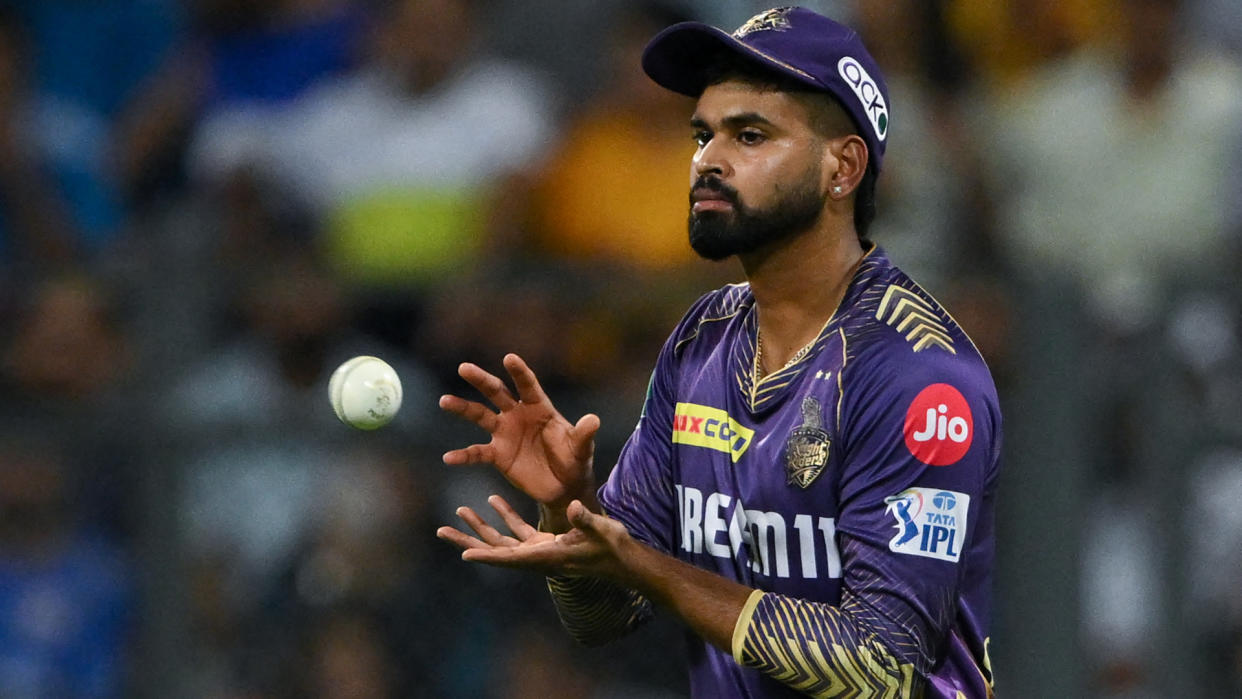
903, 383, 973, 466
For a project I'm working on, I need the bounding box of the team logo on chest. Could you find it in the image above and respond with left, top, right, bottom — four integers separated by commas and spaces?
785, 396, 830, 489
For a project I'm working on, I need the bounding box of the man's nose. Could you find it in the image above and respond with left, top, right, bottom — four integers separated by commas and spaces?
692, 139, 730, 179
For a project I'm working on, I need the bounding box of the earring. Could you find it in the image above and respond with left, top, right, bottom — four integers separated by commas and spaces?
833, 185, 843, 194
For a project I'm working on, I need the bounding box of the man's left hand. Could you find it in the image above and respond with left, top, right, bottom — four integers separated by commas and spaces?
437, 496, 636, 584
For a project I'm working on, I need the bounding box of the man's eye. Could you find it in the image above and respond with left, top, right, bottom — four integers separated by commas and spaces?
693, 130, 712, 147
738, 130, 765, 145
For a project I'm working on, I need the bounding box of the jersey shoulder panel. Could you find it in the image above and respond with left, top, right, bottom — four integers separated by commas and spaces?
671, 282, 753, 357
840, 255, 992, 390
833, 254, 1001, 460
851, 262, 971, 354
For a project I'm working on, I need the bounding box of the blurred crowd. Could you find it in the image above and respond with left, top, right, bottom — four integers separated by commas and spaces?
0, 0, 1239, 697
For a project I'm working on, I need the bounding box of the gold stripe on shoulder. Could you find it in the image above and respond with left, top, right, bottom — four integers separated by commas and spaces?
675, 286, 752, 352
876, 285, 956, 354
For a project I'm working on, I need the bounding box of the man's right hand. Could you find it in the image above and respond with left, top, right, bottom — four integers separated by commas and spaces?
439, 354, 601, 529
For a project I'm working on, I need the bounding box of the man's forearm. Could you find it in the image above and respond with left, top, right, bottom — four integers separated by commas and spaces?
614, 538, 922, 697
614, 535, 754, 652
546, 574, 652, 646
544, 534, 749, 652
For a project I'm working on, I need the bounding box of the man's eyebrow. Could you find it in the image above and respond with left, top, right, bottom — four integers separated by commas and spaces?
689, 113, 775, 130
723, 112, 774, 129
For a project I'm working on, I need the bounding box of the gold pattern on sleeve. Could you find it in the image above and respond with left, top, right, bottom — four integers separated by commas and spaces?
546, 575, 652, 646
732, 589, 767, 662
876, 285, 956, 354
734, 593, 920, 698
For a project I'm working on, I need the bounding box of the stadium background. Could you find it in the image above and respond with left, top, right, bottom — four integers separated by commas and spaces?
0, 0, 1239, 696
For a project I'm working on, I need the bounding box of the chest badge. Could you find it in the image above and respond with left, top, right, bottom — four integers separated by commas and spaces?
785, 396, 831, 489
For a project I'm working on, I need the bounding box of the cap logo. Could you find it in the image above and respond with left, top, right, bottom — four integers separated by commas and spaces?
837, 57, 888, 141
733, 7, 793, 38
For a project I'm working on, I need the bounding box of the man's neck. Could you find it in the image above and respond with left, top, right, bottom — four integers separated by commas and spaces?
741, 226, 865, 377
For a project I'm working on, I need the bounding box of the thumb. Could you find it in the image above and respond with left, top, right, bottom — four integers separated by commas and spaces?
572, 413, 600, 459
567, 500, 598, 532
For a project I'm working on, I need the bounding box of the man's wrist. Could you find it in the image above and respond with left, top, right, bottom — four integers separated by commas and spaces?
537, 503, 572, 534
537, 487, 600, 534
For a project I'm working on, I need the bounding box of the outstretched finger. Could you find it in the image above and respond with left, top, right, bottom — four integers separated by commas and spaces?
439, 394, 499, 432
459, 363, 517, 410
436, 525, 488, 551
456, 506, 521, 547
460, 539, 565, 569
488, 494, 538, 541
443, 443, 496, 466
503, 354, 550, 406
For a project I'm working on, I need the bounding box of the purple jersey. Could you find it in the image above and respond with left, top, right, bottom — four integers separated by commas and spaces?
599, 246, 1000, 698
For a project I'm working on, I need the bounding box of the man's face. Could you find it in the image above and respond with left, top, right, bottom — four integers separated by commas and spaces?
687, 80, 828, 261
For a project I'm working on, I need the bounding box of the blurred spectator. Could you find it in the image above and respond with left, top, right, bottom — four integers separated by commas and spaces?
1188, 448, 1242, 697
976, 1, 1242, 694
489, 2, 736, 415
0, 0, 180, 249
979, 0, 1242, 336
301, 608, 395, 698
855, 3, 1017, 380
1, 273, 139, 540
525, 2, 697, 272
946, 0, 1121, 87
165, 247, 432, 574
3, 275, 132, 403
0, 433, 134, 698
160, 243, 437, 694
258, 446, 498, 697
854, 1, 981, 289
0, 9, 87, 280
267, 0, 557, 293
1188, 0, 1242, 55
491, 621, 597, 699
115, 0, 366, 204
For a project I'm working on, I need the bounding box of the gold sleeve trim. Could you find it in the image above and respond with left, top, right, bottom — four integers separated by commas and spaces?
732, 589, 767, 664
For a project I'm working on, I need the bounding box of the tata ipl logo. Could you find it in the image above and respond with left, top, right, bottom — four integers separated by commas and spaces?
884, 487, 969, 563
837, 57, 888, 141
884, 489, 923, 548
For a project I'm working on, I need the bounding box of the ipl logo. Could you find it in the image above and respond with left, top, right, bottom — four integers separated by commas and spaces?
884, 490, 922, 548
884, 487, 970, 563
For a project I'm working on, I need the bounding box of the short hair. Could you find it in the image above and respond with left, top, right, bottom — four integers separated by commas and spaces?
700, 53, 879, 240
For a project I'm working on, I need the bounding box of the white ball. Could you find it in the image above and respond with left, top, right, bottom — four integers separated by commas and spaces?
328, 356, 403, 430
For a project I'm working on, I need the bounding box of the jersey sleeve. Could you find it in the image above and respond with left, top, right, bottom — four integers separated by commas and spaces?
547, 292, 716, 645
596, 291, 719, 553
732, 346, 1001, 693
834, 346, 1000, 669
544, 350, 677, 645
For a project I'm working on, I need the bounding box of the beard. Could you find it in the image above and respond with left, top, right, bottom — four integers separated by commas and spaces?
687, 169, 824, 261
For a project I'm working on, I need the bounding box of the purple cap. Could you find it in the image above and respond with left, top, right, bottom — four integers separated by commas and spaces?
642, 6, 890, 171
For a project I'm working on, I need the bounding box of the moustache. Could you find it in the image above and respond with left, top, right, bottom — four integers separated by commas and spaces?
689, 176, 740, 207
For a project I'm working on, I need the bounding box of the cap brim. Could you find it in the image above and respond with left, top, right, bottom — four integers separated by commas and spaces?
641, 22, 826, 97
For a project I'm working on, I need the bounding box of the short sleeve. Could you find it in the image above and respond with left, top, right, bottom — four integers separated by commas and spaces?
597, 292, 719, 554
597, 338, 679, 554
834, 347, 1002, 667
